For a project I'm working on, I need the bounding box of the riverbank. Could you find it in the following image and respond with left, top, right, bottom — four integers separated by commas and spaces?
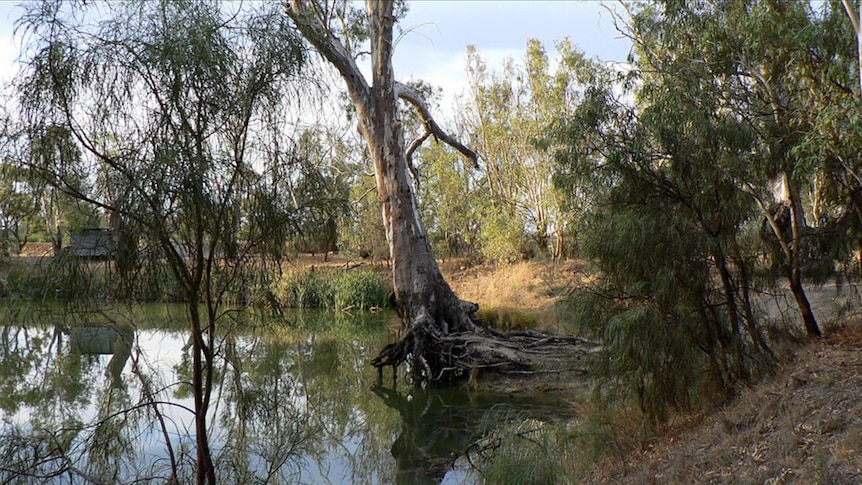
583, 317, 862, 484
445, 260, 862, 482
7, 248, 862, 482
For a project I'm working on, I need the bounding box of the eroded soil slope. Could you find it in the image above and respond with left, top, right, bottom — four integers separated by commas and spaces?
585, 320, 862, 484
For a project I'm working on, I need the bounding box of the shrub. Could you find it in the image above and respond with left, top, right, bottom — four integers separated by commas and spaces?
471, 414, 571, 485
277, 267, 389, 311
333, 269, 388, 311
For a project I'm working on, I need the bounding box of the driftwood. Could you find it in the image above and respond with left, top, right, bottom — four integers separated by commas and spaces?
372, 318, 599, 385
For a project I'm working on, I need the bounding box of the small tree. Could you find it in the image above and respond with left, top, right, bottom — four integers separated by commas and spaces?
16, 1, 307, 482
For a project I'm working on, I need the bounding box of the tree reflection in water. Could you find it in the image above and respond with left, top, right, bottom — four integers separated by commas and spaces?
373, 383, 577, 484
0, 310, 395, 484
0, 310, 577, 484
0, 320, 323, 484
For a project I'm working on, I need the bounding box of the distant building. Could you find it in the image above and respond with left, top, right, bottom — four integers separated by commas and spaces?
69, 228, 114, 259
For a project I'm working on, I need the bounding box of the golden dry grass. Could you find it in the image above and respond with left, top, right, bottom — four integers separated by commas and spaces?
441, 259, 587, 330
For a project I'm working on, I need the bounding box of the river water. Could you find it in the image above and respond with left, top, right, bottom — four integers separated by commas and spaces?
0, 304, 575, 484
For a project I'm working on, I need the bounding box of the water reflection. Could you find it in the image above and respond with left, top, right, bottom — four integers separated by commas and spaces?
373, 385, 576, 485
70, 325, 134, 389
0, 308, 576, 484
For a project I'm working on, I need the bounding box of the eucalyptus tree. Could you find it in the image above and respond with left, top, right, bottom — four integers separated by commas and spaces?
843, 0, 862, 96
0, 149, 42, 255
285, 0, 592, 385
463, 39, 603, 260
556, 68, 772, 424
282, 128, 350, 259
285, 0, 479, 384
625, 0, 848, 337
16, 0, 307, 482
416, 140, 483, 261
25, 125, 100, 255
825, 0, 862, 278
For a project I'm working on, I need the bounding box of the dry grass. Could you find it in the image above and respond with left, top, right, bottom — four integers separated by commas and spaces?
583, 319, 862, 485
441, 259, 587, 331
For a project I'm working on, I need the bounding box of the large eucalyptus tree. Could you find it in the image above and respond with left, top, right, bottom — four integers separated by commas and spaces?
285, 0, 591, 384
285, 0, 481, 383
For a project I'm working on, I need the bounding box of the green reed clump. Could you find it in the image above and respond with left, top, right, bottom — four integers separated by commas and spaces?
279, 268, 334, 309
278, 267, 389, 311
333, 269, 389, 311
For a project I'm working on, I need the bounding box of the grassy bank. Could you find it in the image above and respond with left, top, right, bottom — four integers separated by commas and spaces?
580, 319, 862, 484
276, 265, 389, 311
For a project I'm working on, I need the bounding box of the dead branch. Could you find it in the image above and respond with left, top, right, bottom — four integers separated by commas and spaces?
395, 81, 480, 169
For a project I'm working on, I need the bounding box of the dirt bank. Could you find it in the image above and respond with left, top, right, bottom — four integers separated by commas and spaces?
584, 317, 862, 484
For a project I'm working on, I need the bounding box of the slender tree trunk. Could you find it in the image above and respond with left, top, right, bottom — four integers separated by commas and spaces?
787, 179, 821, 337
189, 298, 216, 485
731, 243, 773, 357
42, 192, 62, 256
754, 174, 821, 337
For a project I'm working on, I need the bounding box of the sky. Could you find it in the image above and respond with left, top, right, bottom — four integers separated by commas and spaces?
393, 1, 631, 113
0, 1, 632, 108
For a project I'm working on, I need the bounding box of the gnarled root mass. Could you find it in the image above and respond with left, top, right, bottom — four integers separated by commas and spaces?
372, 312, 600, 385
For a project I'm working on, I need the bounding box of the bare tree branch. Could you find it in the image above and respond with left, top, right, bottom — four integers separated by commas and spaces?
395, 81, 479, 169
405, 130, 430, 189
285, 0, 370, 105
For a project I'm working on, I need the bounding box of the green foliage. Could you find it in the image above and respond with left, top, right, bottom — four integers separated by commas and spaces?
333, 269, 389, 311
477, 208, 526, 264
562, 203, 715, 425
417, 142, 482, 260
14, 2, 311, 482
463, 39, 606, 260
277, 267, 389, 311
2, 257, 112, 301
278, 268, 333, 309
339, 174, 389, 261
548, 0, 862, 424
278, 129, 351, 256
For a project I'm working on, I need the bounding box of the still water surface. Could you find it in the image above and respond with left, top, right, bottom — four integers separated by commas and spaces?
0, 305, 573, 484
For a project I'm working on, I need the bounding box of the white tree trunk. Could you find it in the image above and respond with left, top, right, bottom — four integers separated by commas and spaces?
286, 1, 598, 385
286, 0, 479, 382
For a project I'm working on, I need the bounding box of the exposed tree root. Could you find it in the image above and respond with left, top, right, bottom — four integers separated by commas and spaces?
372, 315, 600, 385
